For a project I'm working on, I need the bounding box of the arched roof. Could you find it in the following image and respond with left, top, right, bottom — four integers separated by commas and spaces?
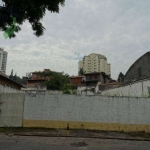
124, 51, 150, 84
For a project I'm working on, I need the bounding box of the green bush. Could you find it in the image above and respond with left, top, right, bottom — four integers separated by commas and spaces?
62, 84, 77, 95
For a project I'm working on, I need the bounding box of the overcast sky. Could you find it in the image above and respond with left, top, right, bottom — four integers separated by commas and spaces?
0, 0, 150, 79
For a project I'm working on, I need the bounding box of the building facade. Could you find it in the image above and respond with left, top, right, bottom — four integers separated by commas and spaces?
1, 51, 8, 74
0, 49, 3, 71
70, 76, 84, 87
78, 53, 111, 75
82, 72, 110, 87
27, 69, 50, 88
0, 48, 8, 74
77, 72, 110, 95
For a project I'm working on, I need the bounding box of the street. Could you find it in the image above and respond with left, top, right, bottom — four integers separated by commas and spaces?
0, 135, 150, 150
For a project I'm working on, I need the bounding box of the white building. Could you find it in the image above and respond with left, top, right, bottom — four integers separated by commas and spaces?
78, 53, 111, 75
0, 48, 8, 74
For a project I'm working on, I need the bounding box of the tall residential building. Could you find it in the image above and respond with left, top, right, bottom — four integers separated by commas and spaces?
0, 48, 8, 74
78, 53, 111, 75
0, 49, 3, 72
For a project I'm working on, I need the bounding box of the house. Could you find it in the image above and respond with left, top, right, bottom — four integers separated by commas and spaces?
0, 71, 24, 90
27, 69, 51, 89
70, 76, 84, 87
124, 52, 150, 84
78, 72, 110, 95
82, 72, 110, 87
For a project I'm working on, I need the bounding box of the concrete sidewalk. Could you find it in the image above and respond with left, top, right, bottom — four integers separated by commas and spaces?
0, 128, 150, 141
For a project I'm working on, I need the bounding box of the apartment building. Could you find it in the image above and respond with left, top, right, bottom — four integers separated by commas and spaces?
0, 48, 8, 74
0, 49, 3, 72
78, 53, 111, 75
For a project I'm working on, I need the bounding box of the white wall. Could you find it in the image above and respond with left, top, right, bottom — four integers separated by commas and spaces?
24, 94, 150, 125
101, 79, 150, 97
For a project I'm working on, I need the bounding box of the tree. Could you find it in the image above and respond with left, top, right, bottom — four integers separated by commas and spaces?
0, 0, 65, 38
106, 74, 111, 78
9, 70, 30, 85
78, 68, 85, 76
13, 72, 17, 80
9, 69, 14, 80
26, 72, 32, 79
117, 72, 125, 83
21, 73, 32, 85
44, 72, 70, 90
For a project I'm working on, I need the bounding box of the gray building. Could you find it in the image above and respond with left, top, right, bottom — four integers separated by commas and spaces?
0, 48, 8, 74
124, 51, 150, 84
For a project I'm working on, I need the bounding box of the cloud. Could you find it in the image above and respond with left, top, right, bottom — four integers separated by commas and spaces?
0, 0, 150, 79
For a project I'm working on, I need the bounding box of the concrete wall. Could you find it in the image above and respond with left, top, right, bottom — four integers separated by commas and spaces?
45, 91, 63, 94
21, 90, 63, 94
101, 79, 150, 97
0, 85, 24, 93
23, 94, 150, 132
77, 86, 95, 95
77, 82, 100, 95
0, 85, 63, 94
1, 92, 150, 132
0, 94, 24, 127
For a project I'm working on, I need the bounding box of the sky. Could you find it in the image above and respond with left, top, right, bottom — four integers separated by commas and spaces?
0, 0, 150, 79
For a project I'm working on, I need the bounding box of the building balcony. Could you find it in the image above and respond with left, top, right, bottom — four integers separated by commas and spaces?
82, 79, 99, 83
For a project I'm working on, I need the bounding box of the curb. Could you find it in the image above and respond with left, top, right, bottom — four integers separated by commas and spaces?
11, 133, 150, 141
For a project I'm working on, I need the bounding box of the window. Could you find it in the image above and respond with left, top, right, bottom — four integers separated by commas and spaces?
94, 75, 97, 79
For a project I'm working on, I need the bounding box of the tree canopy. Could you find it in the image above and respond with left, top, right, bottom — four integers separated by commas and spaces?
117, 72, 125, 83
44, 72, 70, 90
9, 69, 31, 85
0, 0, 65, 38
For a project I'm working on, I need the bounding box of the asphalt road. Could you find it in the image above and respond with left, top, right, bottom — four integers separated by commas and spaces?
0, 135, 150, 150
